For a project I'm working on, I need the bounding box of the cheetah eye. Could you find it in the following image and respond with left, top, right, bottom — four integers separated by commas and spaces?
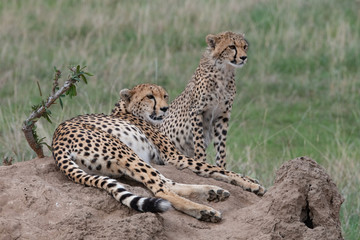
243, 45, 248, 50
147, 94, 155, 100
229, 45, 236, 50
164, 94, 169, 100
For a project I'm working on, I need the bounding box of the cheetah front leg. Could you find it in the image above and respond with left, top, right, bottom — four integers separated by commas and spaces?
163, 180, 230, 203
213, 113, 231, 169
190, 108, 208, 163
157, 190, 222, 222
170, 156, 266, 196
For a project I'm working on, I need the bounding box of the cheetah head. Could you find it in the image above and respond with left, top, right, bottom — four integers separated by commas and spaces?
119, 84, 169, 125
206, 31, 249, 68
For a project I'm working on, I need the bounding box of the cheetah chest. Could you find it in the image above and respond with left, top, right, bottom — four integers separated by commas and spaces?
202, 100, 230, 147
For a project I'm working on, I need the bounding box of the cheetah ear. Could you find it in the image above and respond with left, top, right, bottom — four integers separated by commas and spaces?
206, 34, 217, 49
120, 88, 132, 103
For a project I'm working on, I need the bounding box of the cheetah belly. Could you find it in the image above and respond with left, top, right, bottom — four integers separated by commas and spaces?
108, 121, 162, 165
119, 130, 162, 165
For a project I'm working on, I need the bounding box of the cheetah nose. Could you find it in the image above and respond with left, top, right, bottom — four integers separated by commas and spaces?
160, 107, 169, 112
240, 56, 247, 61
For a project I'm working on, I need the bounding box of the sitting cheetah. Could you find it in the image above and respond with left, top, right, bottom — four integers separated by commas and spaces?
161, 31, 248, 169
52, 84, 265, 222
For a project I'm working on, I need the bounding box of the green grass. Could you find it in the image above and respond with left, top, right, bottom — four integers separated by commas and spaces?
0, 0, 359, 238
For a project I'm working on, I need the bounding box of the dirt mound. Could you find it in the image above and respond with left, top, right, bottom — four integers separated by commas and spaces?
0, 156, 343, 240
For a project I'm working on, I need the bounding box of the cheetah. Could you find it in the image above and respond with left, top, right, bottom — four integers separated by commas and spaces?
161, 31, 249, 169
52, 84, 265, 222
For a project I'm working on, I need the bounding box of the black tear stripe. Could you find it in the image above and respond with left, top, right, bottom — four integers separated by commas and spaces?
233, 47, 237, 63
153, 94, 157, 112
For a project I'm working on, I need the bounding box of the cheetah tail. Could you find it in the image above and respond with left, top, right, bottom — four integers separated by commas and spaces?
56, 159, 171, 213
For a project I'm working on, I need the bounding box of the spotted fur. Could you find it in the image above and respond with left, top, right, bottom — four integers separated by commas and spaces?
52, 84, 236, 222
161, 31, 249, 169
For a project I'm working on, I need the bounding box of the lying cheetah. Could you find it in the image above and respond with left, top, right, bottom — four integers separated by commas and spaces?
161, 31, 248, 169
52, 84, 265, 222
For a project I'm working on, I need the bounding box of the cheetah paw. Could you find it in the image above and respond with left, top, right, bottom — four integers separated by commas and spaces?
207, 189, 230, 202
253, 185, 267, 196
199, 209, 222, 223
230, 177, 267, 196
242, 183, 266, 196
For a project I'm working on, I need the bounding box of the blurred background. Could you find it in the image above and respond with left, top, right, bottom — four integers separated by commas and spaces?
0, 0, 359, 237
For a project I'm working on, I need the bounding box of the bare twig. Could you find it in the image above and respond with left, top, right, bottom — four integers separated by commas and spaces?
52, 68, 61, 95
